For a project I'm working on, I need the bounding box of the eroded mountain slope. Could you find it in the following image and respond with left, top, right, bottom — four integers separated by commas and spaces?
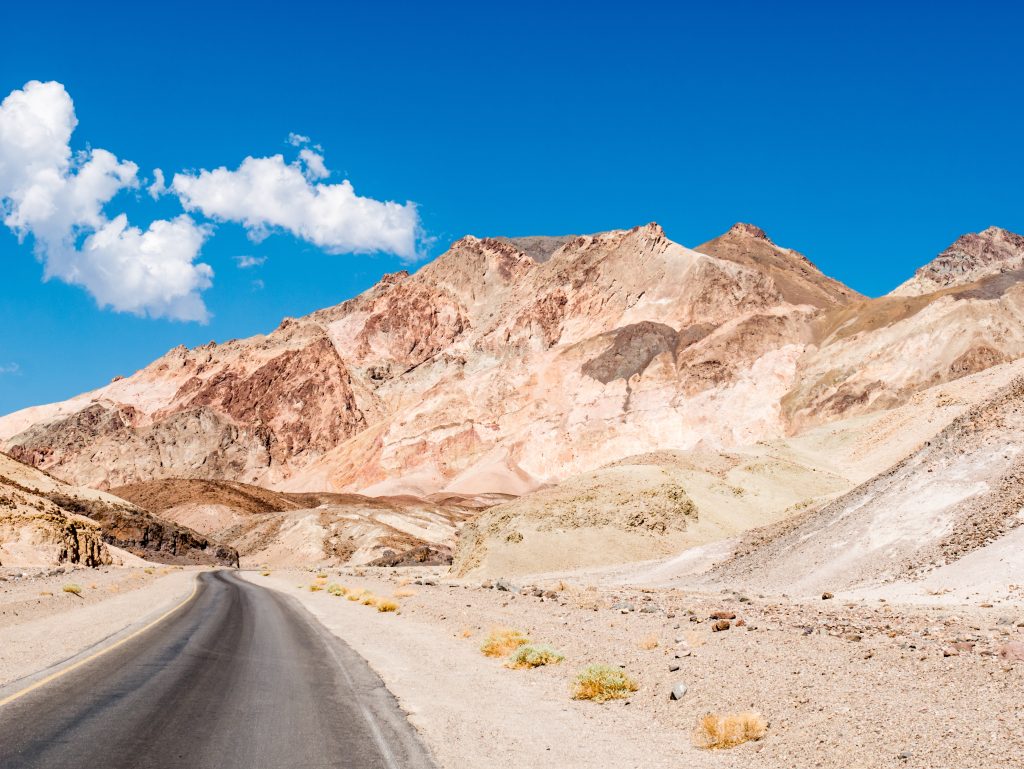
111, 478, 473, 568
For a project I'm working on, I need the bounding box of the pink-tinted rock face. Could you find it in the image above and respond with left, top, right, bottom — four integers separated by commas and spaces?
4, 222, 1024, 497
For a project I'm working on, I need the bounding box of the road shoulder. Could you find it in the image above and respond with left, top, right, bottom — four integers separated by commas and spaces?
0, 567, 199, 690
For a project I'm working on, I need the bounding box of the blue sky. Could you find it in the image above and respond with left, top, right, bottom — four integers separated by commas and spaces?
1, 0, 1023, 415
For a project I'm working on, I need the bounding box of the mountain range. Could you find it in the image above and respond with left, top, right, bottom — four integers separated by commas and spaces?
3, 221, 1024, 594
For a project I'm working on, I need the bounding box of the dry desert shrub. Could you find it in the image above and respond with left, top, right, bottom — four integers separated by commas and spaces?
376, 599, 399, 612
326, 584, 347, 596
63, 584, 82, 595
460, 628, 474, 639
639, 635, 659, 650
393, 588, 417, 598
572, 665, 638, 702
260, 570, 271, 577
346, 589, 365, 601
480, 628, 530, 658
360, 593, 378, 606
309, 583, 323, 592
316, 572, 328, 579
693, 712, 768, 749
505, 644, 565, 669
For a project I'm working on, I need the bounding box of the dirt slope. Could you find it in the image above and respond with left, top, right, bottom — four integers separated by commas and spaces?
704, 372, 1024, 596
112, 478, 473, 568
0, 452, 236, 567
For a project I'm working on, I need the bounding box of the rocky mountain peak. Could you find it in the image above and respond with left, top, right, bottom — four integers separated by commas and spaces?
696, 225, 859, 309
891, 226, 1024, 297
727, 222, 772, 242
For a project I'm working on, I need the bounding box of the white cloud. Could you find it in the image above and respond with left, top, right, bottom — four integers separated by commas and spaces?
148, 168, 167, 199
298, 148, 329, 180
173, 148, 421, 260
0, 81, 213, 321
235, 254, 266, 268
0, 363, 19, 375
287, 132, 310, 147
251, 278, 265, 291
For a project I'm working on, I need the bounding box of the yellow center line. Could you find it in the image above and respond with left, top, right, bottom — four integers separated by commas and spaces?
0, 576, 201, 709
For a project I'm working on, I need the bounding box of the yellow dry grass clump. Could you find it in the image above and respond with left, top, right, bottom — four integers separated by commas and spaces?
393, 588, 417, 598
62, 584, 82, 595
480, 628, 530, 658
327, 584, 347, 596
309, 583, 323, 592
346, 590, 365, 602
376, 599, 399, 613
505, 644, 565, 669
360, 593, 377, 606
260, 570, 271, 577
572, 665, 638, 702
693, 712, 768, 749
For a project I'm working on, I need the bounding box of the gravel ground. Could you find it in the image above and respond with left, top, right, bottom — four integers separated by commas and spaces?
251, 568, 1024, 769
0, 565, 199, 687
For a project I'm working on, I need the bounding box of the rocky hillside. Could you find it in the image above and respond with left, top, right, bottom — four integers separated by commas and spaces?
0, 222, 859, 495
110, 478, 472, 568
4, 221, 1024, 579
0, 453, 110, 568
0, 452, 237, 567
701, 365, 1024, 596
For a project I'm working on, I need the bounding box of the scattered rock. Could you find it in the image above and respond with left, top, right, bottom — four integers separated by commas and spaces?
710, 611, 736, 620
670, 682, 688, 700
712, 619, 731, 632
822, 592, 834, 600
495, 579, 517, 592
668, 664, 680, 672
997, 641, 1024, 661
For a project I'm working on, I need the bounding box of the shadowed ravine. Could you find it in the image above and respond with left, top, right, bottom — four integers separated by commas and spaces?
0, 572, 434, 769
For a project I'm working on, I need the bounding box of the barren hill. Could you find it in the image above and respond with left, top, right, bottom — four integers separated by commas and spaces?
110, 478, 473, 568
704, 366, 1024, 597
0, 453, 237, 567
0, 222, 858, 496
5, 222, 1024, 580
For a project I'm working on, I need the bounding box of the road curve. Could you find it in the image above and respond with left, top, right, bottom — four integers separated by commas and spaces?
0, 571, 435, 769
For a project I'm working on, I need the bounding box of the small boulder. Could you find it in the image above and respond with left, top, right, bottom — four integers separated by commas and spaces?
822, 592, 834, 600
710, 611, 736, 620
670, 682, 688, 700
712, 619, 731, 632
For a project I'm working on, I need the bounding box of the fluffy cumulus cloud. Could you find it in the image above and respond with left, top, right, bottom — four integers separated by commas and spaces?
1, 81, 424, 322
173, 145, 421, 260
0, 81, 213, 321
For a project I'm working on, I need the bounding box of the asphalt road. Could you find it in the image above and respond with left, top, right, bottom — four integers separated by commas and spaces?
0, 571, 436, 769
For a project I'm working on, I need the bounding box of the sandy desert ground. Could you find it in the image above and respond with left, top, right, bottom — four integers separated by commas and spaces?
247, 567, 1024, 769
